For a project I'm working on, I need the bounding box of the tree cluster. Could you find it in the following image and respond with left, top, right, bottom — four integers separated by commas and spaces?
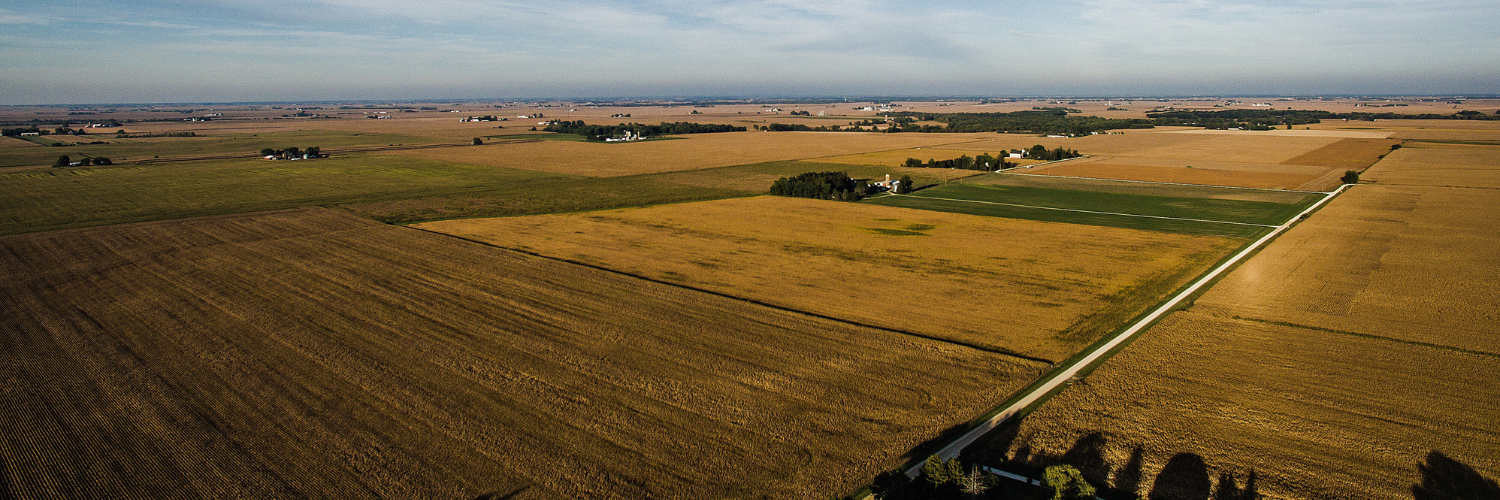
768, 171, 869, 201
902, 153, 1018, 172
52, 155, 112, 168
888, 111, 1155, 135
259, 146, 322, 159
542, 121, 744, 141
1025, 144, 1082, 161
788, 110, 812, 116
869, 455, 999, 500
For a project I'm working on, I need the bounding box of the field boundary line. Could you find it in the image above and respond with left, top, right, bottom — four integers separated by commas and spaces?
891, 193, 1278, 228
900, 183, 1351, 478
997, 171, 1327, 194
403, 226, 1057, 366
1233, 316, 1500, 359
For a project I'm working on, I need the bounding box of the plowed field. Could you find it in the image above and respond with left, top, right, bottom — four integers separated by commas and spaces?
0, 208, 1040, 499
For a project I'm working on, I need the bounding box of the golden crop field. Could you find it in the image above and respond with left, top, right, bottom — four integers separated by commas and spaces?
414, 196, 1242, 361
0, 208, 1042, 500
989, 311, 1500, 500
815, 147, 1046, 167
979, 136, 1500, 499
385, 131, 989, 177
962, 129, 1400, 191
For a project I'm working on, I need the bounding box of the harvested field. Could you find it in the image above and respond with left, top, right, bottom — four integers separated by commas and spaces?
814, 147, 1043, 167
984, 311, 1500, 500
1280, 138, 1401, 169
414, 196, 1242, 361
646, 160, 984, 193
1028, 161, 1323, 190
1362, 143, 1500, 189
386, 131, 987, 177
0, 136, 40, 148
979, 138, 1500, 500
0, 207, 1040, 499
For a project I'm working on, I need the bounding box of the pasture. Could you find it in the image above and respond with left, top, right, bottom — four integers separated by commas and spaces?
414, 196, 1241, 362
0, 208, 1041, 499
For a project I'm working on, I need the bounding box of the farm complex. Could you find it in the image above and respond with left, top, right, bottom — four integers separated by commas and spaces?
2, 98, 1498, 499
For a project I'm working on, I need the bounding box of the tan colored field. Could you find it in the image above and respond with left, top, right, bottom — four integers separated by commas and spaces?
0, 207, 1041, 500
968, 173, 1318, 204
989, 311, 1500, 500
414, 196, 1242, 361
981, 138, 1500, 499
0, 136, 40, 148
385, 131, 994, 177
1364, 143, 1500, 189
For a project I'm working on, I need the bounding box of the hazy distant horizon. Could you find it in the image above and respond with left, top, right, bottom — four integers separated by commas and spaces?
3, 1, 1497, 105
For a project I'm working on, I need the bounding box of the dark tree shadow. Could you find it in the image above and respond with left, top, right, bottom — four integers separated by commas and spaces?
1411, 450, 1500, 500
1214, 472, 1239, 500
1114, 446, 1145, 497
1061, 432, 1112, 488
1149, 453, 1212, 500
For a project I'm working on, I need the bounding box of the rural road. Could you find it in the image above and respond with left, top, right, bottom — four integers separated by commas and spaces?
902, 182, 1350, 478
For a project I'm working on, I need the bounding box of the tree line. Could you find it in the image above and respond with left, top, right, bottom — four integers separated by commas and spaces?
259, 146, 322, 159
901, 145, 1079, 171
542, 121, 745, 141
768, 171, 881, 200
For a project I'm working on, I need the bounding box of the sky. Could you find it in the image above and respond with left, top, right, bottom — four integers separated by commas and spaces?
1, 0, 1497, 104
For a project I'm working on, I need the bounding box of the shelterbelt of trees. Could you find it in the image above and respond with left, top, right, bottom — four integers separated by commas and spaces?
542, 121, 745, 141
756, 108, 1500, 136
902, 145, 1080, 172
769, 171, 881, 200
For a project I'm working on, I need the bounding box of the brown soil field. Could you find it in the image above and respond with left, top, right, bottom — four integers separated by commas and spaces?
0, 136, 41, 148
978, 137, 1500, 499
1280, 138, 1402, 169
0, 207, 1041, 499
1028, 161, 1322, 190
413, 196, 1242, 361
384, 131, 993, 177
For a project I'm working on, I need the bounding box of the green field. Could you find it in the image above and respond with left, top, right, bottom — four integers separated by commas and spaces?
0, 154, 744, 234
861, 181, 1319, 238
0, 130, 436, 168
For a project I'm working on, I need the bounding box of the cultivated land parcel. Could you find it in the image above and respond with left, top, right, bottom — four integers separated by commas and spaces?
2, 99, 1497, 499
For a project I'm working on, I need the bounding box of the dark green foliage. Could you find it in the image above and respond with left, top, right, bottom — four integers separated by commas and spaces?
769, 171, 865, 200
1027, 145, 1082, 161
1045, 465, 1096, 499
2, 126, 42, 137
1148, 109, 1335, 129
543, 120, 745, 140
1391, 143, 1403, 150
52, 155, 70, 168
472, 137, 483, 145
92, 157, 112, 165
897, 175, 914, 194
887, 110, 1154, 135
1342, 170, 1360, 184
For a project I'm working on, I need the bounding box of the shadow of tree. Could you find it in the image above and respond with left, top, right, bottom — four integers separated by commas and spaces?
1148, 453, 1211, 500
1114, 446, 1145, 497
1411, 451, 1500, 500
1061, 432, 1112, 488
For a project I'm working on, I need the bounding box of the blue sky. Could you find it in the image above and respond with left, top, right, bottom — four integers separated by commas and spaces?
1, 0, 1497, 104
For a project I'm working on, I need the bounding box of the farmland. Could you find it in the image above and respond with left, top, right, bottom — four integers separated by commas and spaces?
0, 208, 1045, 499
4, 100, 1498, 499
414, 196, 1242, 362
862, 177, 1321, 238
977, 133, 1500, 499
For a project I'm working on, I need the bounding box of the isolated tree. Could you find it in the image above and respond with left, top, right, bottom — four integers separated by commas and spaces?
472, 137, 483, 145
1045, 465, 1097, 500
52, 155, 70, 168
897, 175, 914, 194
922, 455, 954, 487
260, 148, 276, 157
1341, 170, 1360, 184
957, 466, 997, 498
